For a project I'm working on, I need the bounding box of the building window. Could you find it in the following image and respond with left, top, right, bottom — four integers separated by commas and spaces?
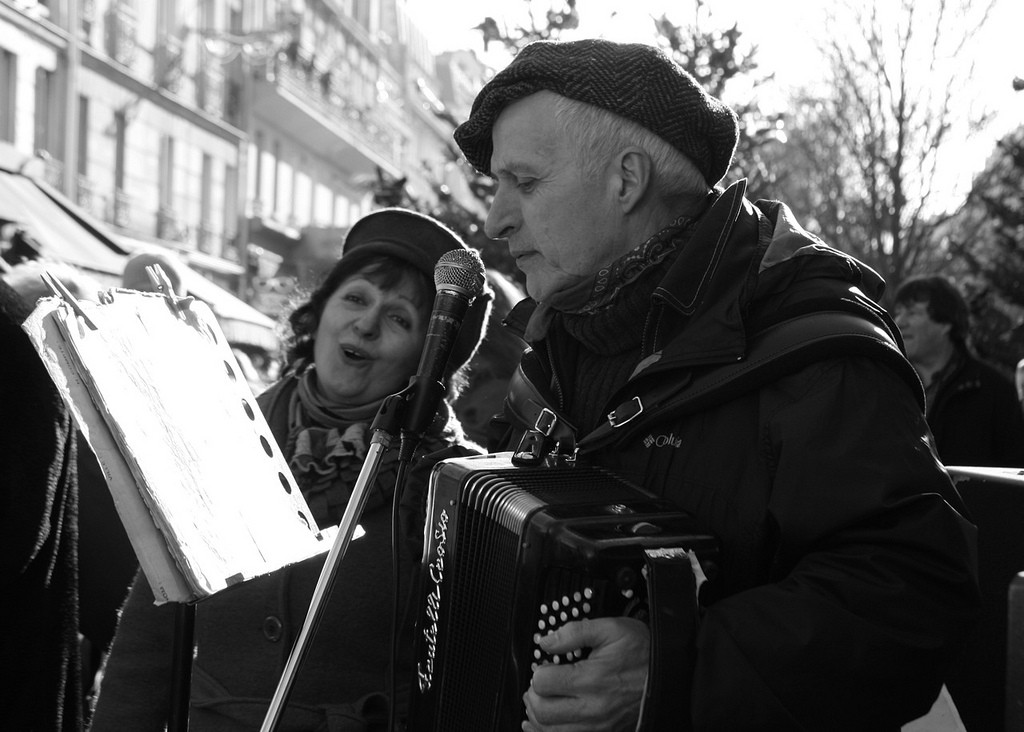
159, 135, 175, 208
0, 50, 15, 143
199, 152, 213, 252
33, 66, 55, 155
77, 95, 89, 177
157, 134, 182, 240
111, 109, 131, 227
294, 166, 311, 228
81, 0, 96, 42
105, 0, 138, 67
259, 137, 276, 219
113, 109, 127, 190
353, 0, 371, 31
251, 130, 263, 211
33, 66, 63, 188
273, 139, 284, 220
76, 94, 93, 211
224, 163, 238, 251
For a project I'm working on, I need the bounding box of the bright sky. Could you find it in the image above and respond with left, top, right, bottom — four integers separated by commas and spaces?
406, 0, 1024, 210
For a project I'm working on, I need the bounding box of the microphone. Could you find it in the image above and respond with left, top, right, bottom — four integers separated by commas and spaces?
403, 248, 486, 439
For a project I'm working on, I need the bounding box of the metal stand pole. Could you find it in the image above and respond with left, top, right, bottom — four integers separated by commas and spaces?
260, 392, 407, 731
168, 602, 196, 732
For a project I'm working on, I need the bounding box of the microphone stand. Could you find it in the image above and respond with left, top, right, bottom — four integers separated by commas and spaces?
259, 389, 409, 732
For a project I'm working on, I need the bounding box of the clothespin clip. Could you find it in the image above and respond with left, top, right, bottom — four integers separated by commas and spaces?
145, 263, 189, 320
146, 263, 176, 299
39, 270, 98, 330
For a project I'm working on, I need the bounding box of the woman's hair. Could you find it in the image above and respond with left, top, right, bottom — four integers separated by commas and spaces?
550, 94, 711, 210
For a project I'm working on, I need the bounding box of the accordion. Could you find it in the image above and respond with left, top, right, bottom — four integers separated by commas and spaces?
408, 453, 717, 732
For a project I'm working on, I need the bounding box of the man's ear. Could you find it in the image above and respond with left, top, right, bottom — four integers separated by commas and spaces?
610, 147, 651, 213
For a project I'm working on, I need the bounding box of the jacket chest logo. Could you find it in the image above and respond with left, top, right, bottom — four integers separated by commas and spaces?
643, 432, 682, 449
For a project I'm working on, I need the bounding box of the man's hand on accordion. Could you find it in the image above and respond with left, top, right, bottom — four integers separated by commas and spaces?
522, 616, 649, 732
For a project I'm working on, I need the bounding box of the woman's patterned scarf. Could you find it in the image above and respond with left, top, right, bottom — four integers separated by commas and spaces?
283, 367, 458, 527
284, 369, 390, 526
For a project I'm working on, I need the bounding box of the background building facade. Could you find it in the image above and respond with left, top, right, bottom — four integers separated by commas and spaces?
0, 0, 489, 310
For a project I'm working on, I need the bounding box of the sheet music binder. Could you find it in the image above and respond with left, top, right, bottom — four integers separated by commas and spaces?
23, 287, 333, 605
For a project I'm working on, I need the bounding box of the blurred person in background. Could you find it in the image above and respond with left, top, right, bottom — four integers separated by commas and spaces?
0, 276, 84, 730
1016, 357, 1024, 410
893, 274, 1024, 467
2, 257, 134, 720
90, 208, 492, 730
1, 257, 103, 304
121, 247, 187, 296
452, 267, 526, 444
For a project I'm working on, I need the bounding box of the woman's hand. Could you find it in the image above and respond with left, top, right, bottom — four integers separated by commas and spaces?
522, 617, 650, 732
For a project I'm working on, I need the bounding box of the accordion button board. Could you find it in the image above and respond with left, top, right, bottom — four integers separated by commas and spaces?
409, 453, 718, 732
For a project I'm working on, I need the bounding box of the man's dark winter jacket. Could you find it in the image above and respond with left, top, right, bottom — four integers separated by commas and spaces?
927, 348, 1024, 468
496, 182, 980, 730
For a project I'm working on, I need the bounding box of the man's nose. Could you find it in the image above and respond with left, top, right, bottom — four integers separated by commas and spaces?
484, 185, 517, 240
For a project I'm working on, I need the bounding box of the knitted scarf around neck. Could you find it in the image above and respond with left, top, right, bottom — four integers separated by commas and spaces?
284, 369, 390, 527
524, 213, 698, 343
544, 214, 700, 429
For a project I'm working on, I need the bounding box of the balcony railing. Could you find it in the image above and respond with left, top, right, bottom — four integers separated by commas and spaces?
104, 1, 137, 67
270, 52, 400, 168
76, 174, 96, 215
111, 188, 132, 229
156, 205, 189, 243
196, 62, 225, 117
156, 33, 185, 93
80, 0, 97, 43
196, 223, 222, 256
40, 154, 64, 190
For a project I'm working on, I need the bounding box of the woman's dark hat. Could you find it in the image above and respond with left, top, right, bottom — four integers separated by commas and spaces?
342, 208, 493, 378
454, 38, 740, 186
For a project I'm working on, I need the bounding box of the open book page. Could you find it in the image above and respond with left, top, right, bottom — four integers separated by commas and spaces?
23, 291, 333, 604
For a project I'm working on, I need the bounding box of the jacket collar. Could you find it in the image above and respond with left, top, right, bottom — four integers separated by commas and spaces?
503, 179, 882, 375
647, 180, 760, 368
502, 180, 755, 347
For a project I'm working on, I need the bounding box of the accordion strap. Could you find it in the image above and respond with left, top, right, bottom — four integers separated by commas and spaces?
504, 311, 917, 462
504, 353, 578, 464
637, 547, 699, 731
580, 310, 919, 453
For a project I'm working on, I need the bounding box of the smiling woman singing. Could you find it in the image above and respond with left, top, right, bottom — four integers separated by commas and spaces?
89, 208, 492, 732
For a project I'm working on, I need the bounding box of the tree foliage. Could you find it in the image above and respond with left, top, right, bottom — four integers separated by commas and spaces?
937, 125, 1024, 372
766, 0, 996, 302
648, 5, 784, 200
473, 0, 579, 54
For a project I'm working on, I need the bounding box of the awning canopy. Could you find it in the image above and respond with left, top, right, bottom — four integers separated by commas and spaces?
1, 143, 279, 352
0, 167, 128, 278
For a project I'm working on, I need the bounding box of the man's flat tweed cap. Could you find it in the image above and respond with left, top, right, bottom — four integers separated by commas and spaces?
454, 38, 740, 186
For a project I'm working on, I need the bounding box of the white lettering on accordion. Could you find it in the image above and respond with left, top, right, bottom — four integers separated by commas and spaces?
418, 507, 449, 692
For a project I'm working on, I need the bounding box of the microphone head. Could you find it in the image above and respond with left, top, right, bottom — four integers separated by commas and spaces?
435, 248, 486, 299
